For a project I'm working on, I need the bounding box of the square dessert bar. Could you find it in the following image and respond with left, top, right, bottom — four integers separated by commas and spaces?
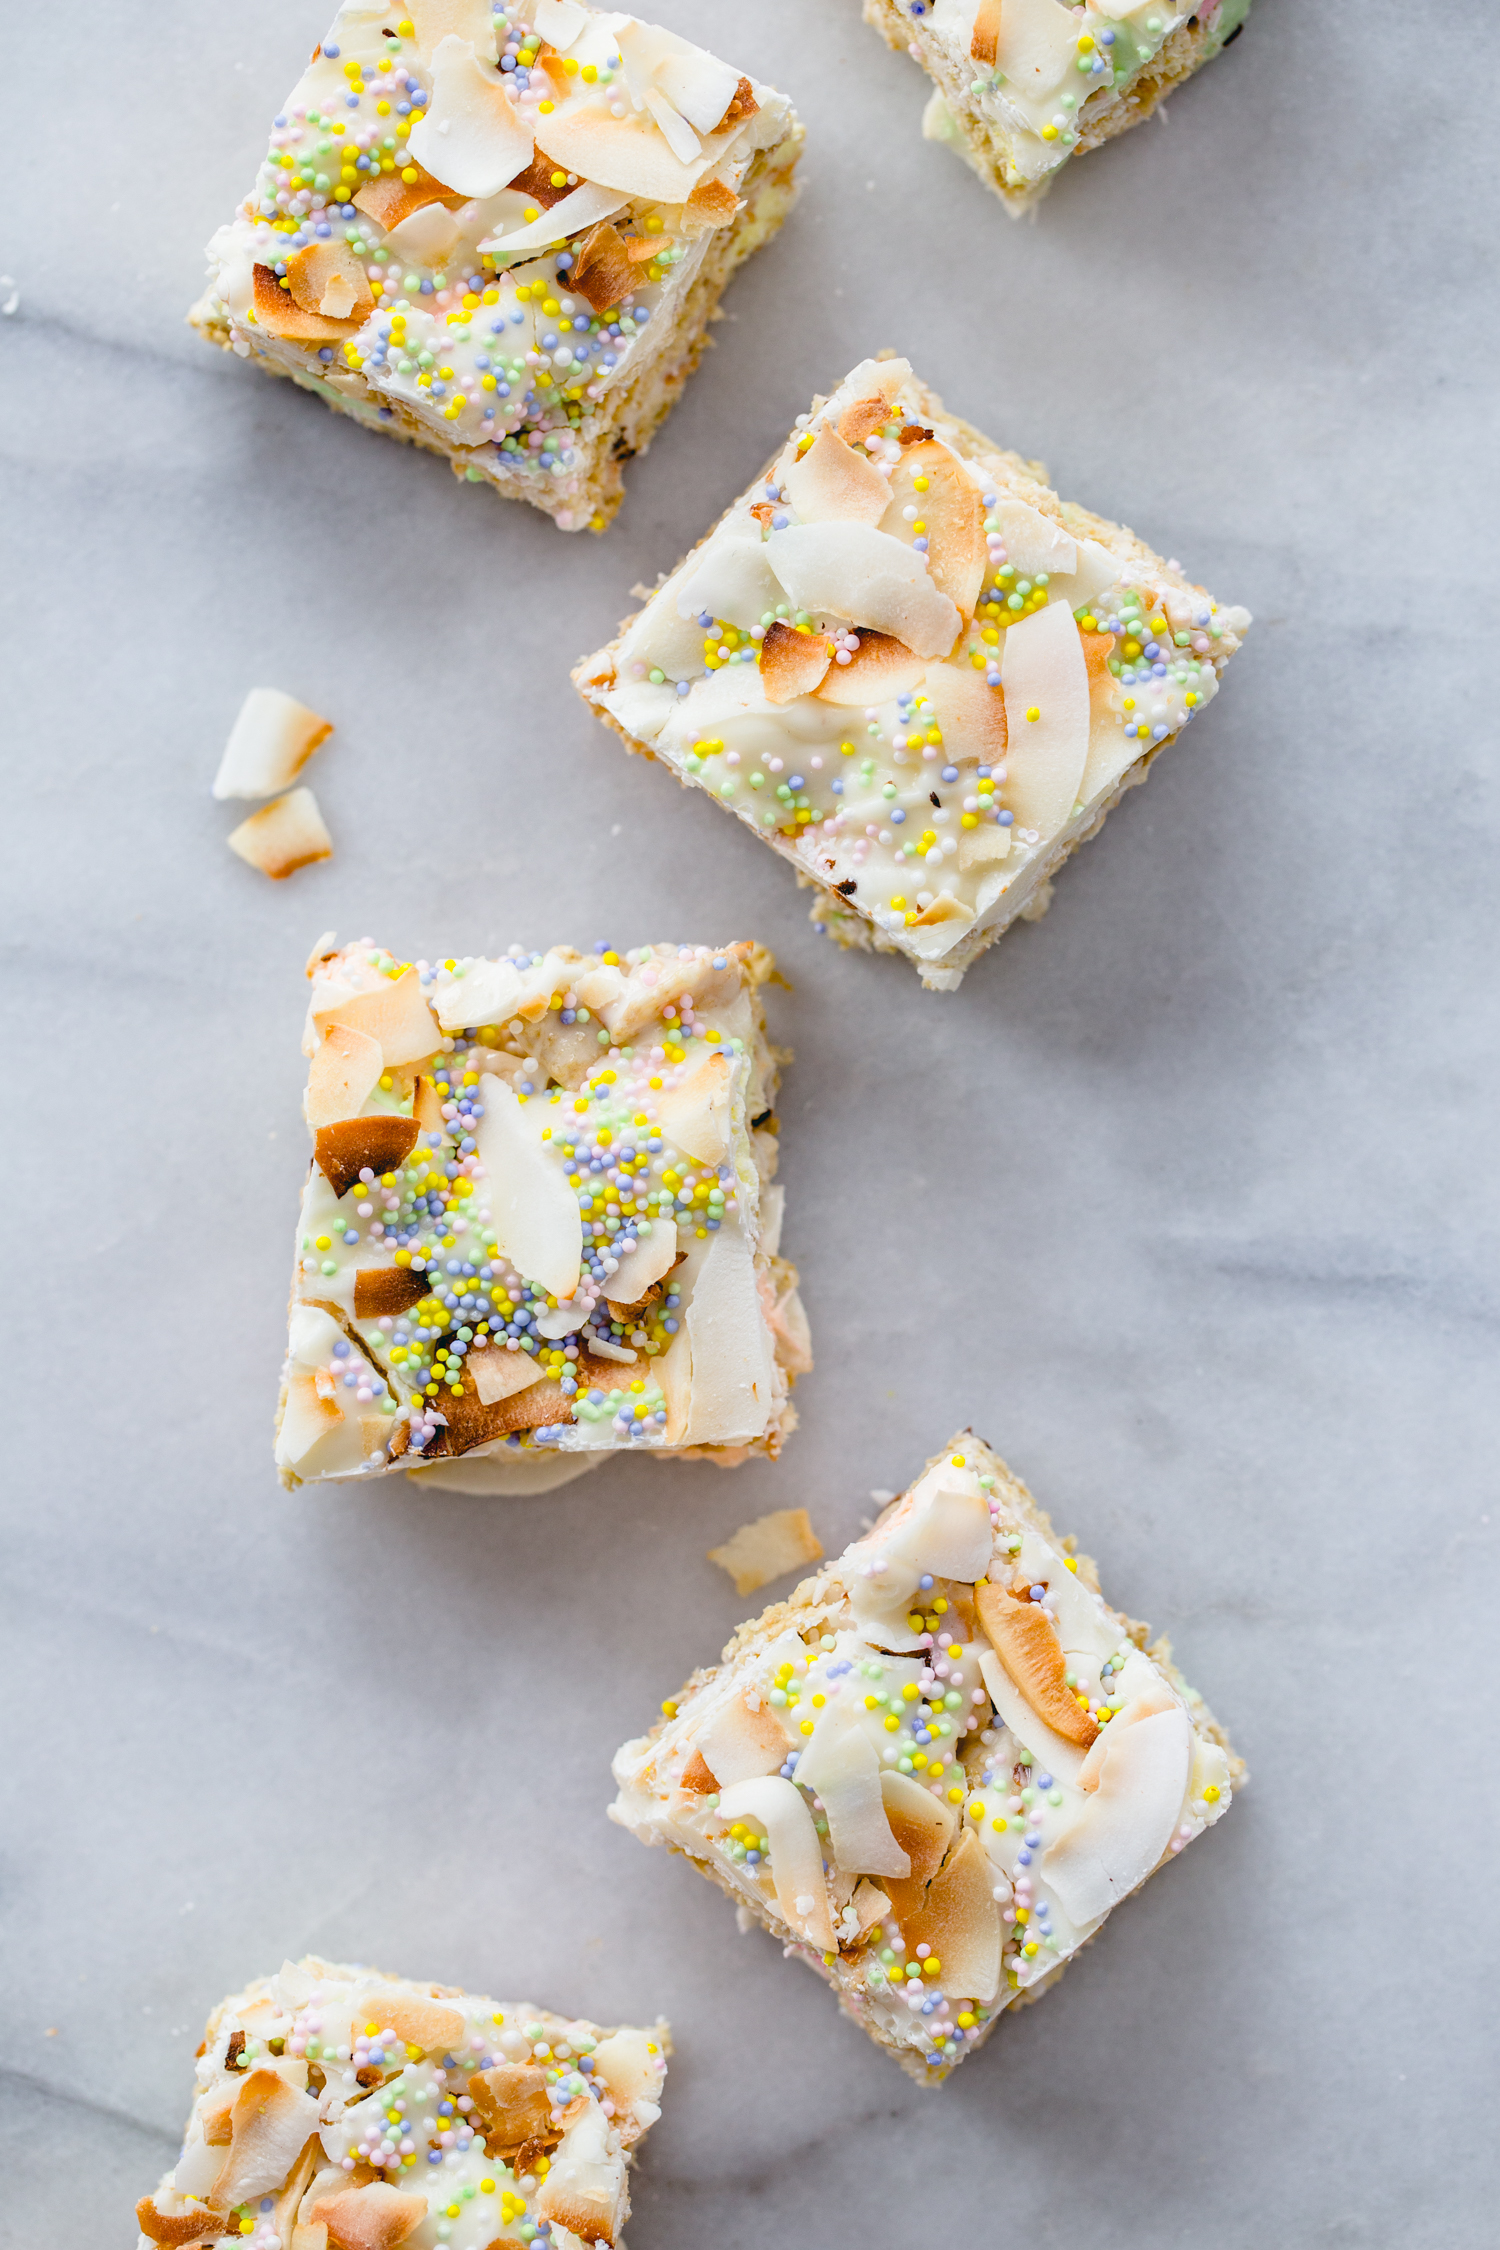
278, 935, 810, 1492
576, 355, 1250, 990
864, 0, 1252, 215
190, 2, 801, 531
612, 1430, 1242, 2083
134, 1956, 667, 2250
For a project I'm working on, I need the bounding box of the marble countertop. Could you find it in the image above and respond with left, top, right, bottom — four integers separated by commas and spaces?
3, 2, 1496, 2243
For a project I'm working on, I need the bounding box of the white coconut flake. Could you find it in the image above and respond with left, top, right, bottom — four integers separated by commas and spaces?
473, 1078, 583, 1300
212, 687, 332, 800
1000, 598, 1091, 843
409, 35, 533, 198
765, 523, 961, 659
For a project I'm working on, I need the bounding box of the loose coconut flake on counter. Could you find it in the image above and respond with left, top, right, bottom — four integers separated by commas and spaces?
226, 787, 333, 880
212, 687, 333, 800
707, 1505, 823, 1596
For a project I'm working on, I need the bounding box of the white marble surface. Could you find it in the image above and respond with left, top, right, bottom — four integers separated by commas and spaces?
3, 1, 1497, 2241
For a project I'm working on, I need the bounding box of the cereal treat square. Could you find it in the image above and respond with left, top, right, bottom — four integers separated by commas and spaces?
190, 2, 802, 531
575, 355, 1250, 990
612, 1430, 1242, 2083
279, 935, 809, 1493
864, 0, 1253, 215
133, 1956, 668, 2250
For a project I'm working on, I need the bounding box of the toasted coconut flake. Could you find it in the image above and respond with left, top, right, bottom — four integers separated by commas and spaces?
412, 1075, 445, 1135
314, 967, 441, 1070
136, 2197, 226, 2245
1081, 627, 1117, 695
813, 630, 925, 708
479, 182, 628, 259
534, 2101, 628, 2247
467, 1344, 547, 1406
999, 600, 1091, 843
375, 1998, 466, 2053
314, 1114, 420, 1199
707, 1507, 822, 1597
309, 2185, 427, 2250
679, 1746, 717, 1795
287, 241, 373, 324
845, 1879, 893, 1947
535, 105, 711, 204
277, 1366, 344, 1469
656, 1050, 734, 1164
353, 1265, 429, 1320
835, 394, 891, 448
410, 36, 533, 197
1076, 628, 1130, 801
975, 1579, 1099, 1748
272, 2138, 321, 2249
896, 1828, 1002, 2003
880, 440, 986, 617
213, 687, 333, 801
251, 264, 359, 344
898, 423, 934, 446
498, 147, 573, 213
565, 219, 638, 314
971, 0, 1004, 65
408, 0, 498, 65
653, 45, 743, 135
880, 1770, 955, 1887
466, 2063, 555, 2153
608, 1219, 679, 1302
717, 1775, 837, 1952
473, 1077, 582, 1300
305, 1023, 384, 1130
227, 787, 333, 881
589, 2026, 661, 2120
697, 1692, 792, 1788
923, 658, 1007, 764
681, 176, 742, 232
203, 2102, 235, 2146
765, 523, 961, 660
782, 423, 892, 530
210, 2070, 321, 2214
714, 74, 759, 130
758, 620, 833, 704
1044, 1706, 1194, 1927
352, 162, 466, 231
910, 892, 973, 928
435, 1368, 572, 1452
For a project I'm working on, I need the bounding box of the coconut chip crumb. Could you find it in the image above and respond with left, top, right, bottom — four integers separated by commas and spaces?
707, 1506, 822, 1596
